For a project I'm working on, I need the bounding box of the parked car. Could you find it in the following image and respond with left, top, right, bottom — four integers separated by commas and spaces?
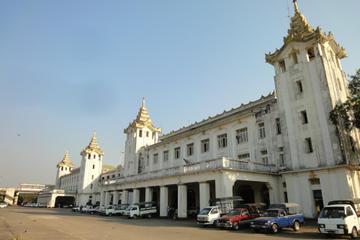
216, 208, 258, 230
238, 203, 267, 216
81, 205, 95, 213
318, 199, 360, 238
124, 202, 157, 218
250, 204, 304, 233
72, 206, 81, 212
101, 204, 129, 216
197, 206, 222, 226
0, 202, 8, 208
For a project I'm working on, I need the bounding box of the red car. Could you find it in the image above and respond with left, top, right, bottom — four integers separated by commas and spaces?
216, 208, 258, 230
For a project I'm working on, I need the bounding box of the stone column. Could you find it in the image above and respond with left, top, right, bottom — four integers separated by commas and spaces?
104, 191, 110, 207
113, 191, 119, 205
100, 191, 105, 207
145, 187, 153, 202
199, 182, 210, 210
121, 190, 129, 204
160, 186, 168, 217
178, 184, 187, 218
215, 174, 233, 198
266, 183, 279, 204
132, 189, 140, 204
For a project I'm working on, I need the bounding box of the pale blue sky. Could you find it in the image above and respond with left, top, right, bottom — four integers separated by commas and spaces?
0, 0, 359, 187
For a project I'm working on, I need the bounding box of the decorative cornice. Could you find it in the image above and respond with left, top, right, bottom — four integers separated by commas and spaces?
151, 92, 276, 147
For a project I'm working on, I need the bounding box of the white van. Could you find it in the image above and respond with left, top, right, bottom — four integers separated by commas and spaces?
197, 206, 221, 226
318, 200, 360, 238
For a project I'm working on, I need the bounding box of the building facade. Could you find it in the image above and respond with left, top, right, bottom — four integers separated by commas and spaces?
46, 2, 360, 218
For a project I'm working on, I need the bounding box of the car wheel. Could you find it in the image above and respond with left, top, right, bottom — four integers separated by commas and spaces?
147, 214, 152, 219
293, 221, 300, 231
109, 213, 112, 217
133, 215, 137, 219
254, 229, 260, 233
351, 227, 358, 239
232, 223, 239, 231
271, 224, 279, 234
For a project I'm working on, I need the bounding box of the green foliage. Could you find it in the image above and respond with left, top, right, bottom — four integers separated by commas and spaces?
330, 69, 360, 130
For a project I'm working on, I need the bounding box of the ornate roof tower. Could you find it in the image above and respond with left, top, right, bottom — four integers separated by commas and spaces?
81, 132, 104, 156
266, 0, 346, 64
56, 151, 74, 168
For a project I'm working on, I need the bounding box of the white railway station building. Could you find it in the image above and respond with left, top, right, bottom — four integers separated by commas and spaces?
42, 2, 360, 218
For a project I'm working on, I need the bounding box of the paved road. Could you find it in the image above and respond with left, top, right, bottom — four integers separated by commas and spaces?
0, 207, 346, 240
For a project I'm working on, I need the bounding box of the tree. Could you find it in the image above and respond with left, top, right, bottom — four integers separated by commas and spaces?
330, 69, 360, 130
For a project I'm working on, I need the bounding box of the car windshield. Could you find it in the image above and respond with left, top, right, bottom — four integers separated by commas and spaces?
264, 210, 279, 217
319, 207, 345, 219
199, 208, 212, 215
228, 209, 240, 216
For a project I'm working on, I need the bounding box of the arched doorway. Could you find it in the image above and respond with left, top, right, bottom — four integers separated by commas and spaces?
54, 196, 75, 208
233, 182, 255, 203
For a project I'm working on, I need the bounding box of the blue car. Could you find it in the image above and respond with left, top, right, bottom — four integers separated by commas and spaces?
250, 206, 305, 233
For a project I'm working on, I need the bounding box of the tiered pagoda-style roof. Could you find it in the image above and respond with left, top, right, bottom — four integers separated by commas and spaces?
266, 0, 346, 63
57, 151, 74, 168
81, 132, 104, 156
124, 98, 161, 133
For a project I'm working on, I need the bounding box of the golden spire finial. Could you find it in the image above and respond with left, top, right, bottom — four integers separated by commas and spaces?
293, 0, 299, 13
142, 97, 146, 108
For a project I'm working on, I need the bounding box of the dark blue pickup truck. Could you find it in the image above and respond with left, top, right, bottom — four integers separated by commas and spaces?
249, 205, 305, 233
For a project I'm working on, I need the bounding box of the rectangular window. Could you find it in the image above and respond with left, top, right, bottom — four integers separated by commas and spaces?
291, 52, 298, 64
153, 153, 159, 164
187, 143, 194, 156
307, 47, 315, 61
258, 122, 266, 139
91, 175, 94, 180
276, 118, 281, 134
139, 130, 142, 138
201, 139, 210, 153
301, 110, 308, 124
90, 184, 93, 189
238, 153, 250, 160
163, 150, 169, 162
305, 137, 313, 153
146, 131, 149, 137
236, 128, 248, 144
279, 147, 285, 166
284, 192, 288, 203
174, 147, 181, 159
296, 80, 303, 93
261, 150, 268, 165
279, 60, 286, 73
92, 164, 95, 169
217, 134, 228, 149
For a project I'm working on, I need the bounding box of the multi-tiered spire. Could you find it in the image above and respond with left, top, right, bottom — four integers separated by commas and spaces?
266, 0, 346, 63
57, 151, 74, 168
124, 98, 161, 133
81, 132, 104, 156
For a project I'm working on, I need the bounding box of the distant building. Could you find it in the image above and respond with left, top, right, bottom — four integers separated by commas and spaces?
0, 183, 49, 205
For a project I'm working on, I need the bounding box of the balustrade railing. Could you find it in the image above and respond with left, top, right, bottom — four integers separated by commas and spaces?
102, 157, 278, 185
